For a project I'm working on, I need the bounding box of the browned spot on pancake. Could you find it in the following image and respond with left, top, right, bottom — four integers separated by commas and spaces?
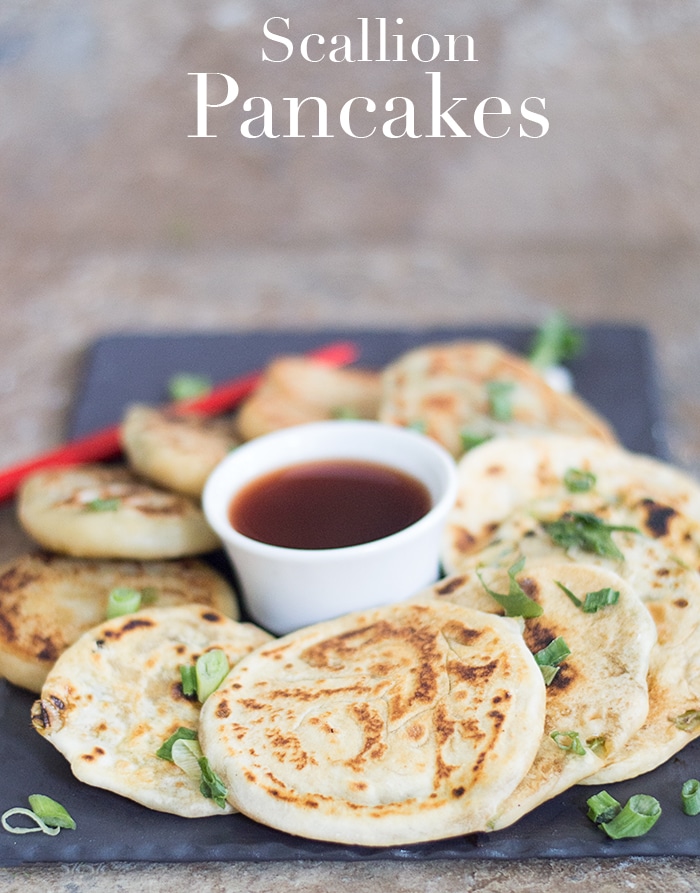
35, 637, 60, 662
435, 575, 467, 596
452, 786, 466, 798
81, 746, 104, 762
453, 528, 477, 554
449, 658, 498, 684
656, 567, 671, 577
103, 617, 155, 641
240, 698, 267, 710
486, 464, 505, 476
267, 729, 314, 770
425, 394, 457, 411
674, 598, 689, 608
523, 621, 558, 654
406, 722, 425, 740
350, 781, 367, 792
0, 564, 39, 593
444, 619, 484, 646
638, 499, 678, 538
346, 702, 386, 771
519, 577, 541, 602
0, 613, 15, 643
216, 699, 231, 718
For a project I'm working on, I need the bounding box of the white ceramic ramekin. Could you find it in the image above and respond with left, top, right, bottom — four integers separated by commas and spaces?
202, 419, 458, 635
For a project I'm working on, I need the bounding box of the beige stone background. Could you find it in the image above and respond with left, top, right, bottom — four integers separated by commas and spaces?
2, 1, 700, 891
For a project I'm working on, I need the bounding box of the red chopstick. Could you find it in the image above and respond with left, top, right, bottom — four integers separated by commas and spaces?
0, 340, 359, 503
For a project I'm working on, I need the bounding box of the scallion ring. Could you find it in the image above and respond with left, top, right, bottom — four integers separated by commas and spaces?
599, 794, 662, 839
682, 779, 700, 816
106, 587, 142, 619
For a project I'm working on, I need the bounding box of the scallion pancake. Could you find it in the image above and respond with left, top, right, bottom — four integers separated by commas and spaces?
199, 600, 546, 846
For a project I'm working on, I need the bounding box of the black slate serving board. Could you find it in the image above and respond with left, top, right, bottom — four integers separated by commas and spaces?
3, 323, 695, 868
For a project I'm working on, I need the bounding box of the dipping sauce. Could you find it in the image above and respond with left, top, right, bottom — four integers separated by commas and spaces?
229, 459, 431, 550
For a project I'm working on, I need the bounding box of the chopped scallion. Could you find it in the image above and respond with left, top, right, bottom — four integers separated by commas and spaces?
27, 794, 76, 830
528, 313, 584, 370
534, 636, 571, 684
460, 431, 493, 452
1, 795, 75, 836
564, 468, 596, 493
586, 790, 621, 825
550, 730, 586, 756
84, 497, 120, 512
477, 557, 543, 618
486, 380, 515, 422
556, 581, 620, 613
673, 710, 700, 733
180, 665, 197, 698
199, 757, 228, 809
542, 512, 638, 561
682, 779, 700, 816
599, 794, 662, 839
195, 649, 230, 702
156, 726, 198, 761
106, 587, 142, 619
171, 738, 204, 779
168, 372, 213, 401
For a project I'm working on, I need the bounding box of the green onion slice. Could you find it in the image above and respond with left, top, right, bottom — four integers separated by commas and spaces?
460, 431, 493, 452
564, 468, 597, 493
27, 794, 76, 830
477, 557, 543, 618
195, 649, 230, 702
180, 665, 198, 698
586, 790, 621, 825
528, 312, 584, 369
534, 636, 571, 684
84, 497, 120, 512
1, 795, 76, 836
171, 738, 205, 779
1, 808, 61, 836
673, 710, 700, 732
156, 726, 198, 761
682, 779, 700, 816
542, 512, 639, 561
486, 380, 515, 422
407, 419, 427, 434
599, 794, 662, 839
550, 730, 586, 756
199, 757, 228, 809
556, 581, 620, 613
168, 372, 213, 401
106, 587, 142, 619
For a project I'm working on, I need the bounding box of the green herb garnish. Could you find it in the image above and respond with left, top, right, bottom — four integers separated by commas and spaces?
528, 312, 584, 369
586, 790, 621, 825
1, 795, 76, 836
407, 419, 427, 434
486, 380, 515, 422
556, 581, 620, 613
180, 649, 230, 703
156, 726, 198, 761
564, 468, 597, 493
534, 636, 571, 685
199, 757, 229, 809
168, 372, 213, 401
682, 779, 700, 816
106, 586, 142, 619
158, 731, 228, 809
542, 512, 639, 561
84, 497, 120, 512
550, 730, 586, 756
477, 557, 543, 618
673, 710, 700, 733
460, 431, 493, 452
597, 794, 662, 839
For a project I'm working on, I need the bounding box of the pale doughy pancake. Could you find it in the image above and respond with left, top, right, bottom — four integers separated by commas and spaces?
443, 435, 700, 572
378, 342, 616, 457
0, 551, 239, 693
421, 562, 656, 828
18, 464, 220, 559
121, 404, 238, 497
237, 356, 381, 441
31, 604, 272, 817
199, 600, 546, 846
